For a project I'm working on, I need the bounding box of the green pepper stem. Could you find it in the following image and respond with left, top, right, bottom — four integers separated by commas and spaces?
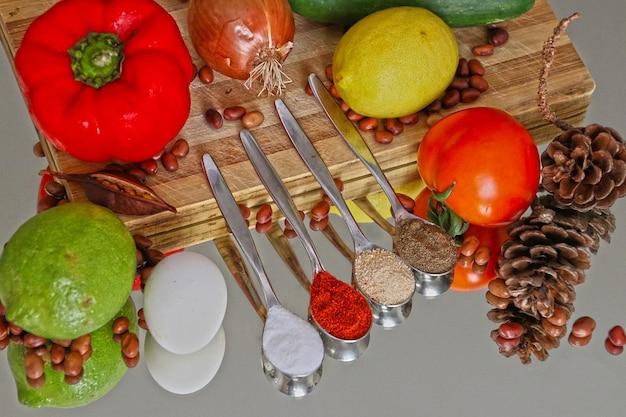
68, 32, 124, 89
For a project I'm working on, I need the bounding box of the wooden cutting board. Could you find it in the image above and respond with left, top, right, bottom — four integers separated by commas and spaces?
0, 0, 594, 252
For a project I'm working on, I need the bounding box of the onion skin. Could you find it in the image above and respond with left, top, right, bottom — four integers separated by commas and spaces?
188, 0, 295, 93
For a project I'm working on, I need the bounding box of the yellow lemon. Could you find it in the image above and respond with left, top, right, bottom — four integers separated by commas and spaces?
332, 7, 459, 118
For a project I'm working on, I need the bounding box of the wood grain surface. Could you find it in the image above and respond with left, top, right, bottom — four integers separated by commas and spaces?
0, 0, 594, 251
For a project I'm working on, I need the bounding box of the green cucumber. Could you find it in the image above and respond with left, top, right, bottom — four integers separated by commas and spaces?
289, 0, 535, 27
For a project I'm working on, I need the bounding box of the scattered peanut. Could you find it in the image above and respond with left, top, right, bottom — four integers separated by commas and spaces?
161, 152, 179, 172
198, 65, 214, 84
256, 204, 273, 224
489, 27, 510, 47
140, 159, 159, 176
498, 322, 524, 339
374, 130, 393, 144
487, 278, 509, 299
223, 105, 247, 121
605, 337, 624, 355
310, 200, 331, 221
241, 110, 264, 129
472, 44, 494, 56
204, 108, 224, 129
571, 316, 596, 338
170, 138, 190, 158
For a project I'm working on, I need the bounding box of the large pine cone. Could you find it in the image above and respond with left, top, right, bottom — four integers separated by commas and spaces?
497, 195, 614, 320
541, 123, 626, 210
487, 195, 615, 363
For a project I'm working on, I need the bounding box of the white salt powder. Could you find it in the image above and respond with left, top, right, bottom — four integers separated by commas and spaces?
262, 304, 324, 376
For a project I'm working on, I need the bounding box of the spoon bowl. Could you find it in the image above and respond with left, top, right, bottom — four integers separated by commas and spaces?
308, 73, 458, 297
352, 242, 415, 327
393, 206, 456, 297
261, 349, 322, 397
202, 153, 324, 397
308, 318, 370, 361
240, 130, 372, 362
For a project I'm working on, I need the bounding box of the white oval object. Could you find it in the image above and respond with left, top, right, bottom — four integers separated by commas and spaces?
143, 251, 227, 354
145, 326, 226, 395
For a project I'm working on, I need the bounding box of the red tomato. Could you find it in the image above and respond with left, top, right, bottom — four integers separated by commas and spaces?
414, 187, 510, 291
417, 107, 540, 227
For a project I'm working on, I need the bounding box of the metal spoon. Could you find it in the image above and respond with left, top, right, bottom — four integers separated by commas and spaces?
274, 99, 415, 328
308, 73, 458, 297
202, 153, 323, 397
240, 130, 371, 362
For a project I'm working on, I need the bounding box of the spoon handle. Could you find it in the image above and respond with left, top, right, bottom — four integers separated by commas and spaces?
307, 73, 407, 220
202, 153, 280, 309
239, 130, 324, 274
274, 98, 370, 250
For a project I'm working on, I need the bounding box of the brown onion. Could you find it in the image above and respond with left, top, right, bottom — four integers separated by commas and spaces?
187, 0, 295, 95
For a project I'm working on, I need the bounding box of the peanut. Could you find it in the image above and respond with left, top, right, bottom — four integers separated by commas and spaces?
241, 110, 264, 129
460, 87, 481, 103
223, 105, 246, 121
468, 58, 486, 76
489, 27, 510, 47
358, 117, 378, 132
384, 118, 404, 136
256, 204, 273, 224
441, 89, 460, 109
472, 44, 494, 57
374, 130, 393, 144
571, 316, 596, 338
170, 139, 190, 158
469, 75, 489, 92
205, 108, 223, 129
198, 65, 214, 84
161, 152, 179, 172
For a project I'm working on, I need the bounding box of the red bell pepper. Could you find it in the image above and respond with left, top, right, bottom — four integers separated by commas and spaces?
14, 0, 195, 163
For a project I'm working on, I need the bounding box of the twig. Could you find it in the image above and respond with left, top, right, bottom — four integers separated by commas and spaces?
538, 12, 581, 132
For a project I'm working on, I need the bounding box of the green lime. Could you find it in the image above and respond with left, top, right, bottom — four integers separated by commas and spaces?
0, 202, 136, 340
7, 296, 138, 408
332, 7, 459, 118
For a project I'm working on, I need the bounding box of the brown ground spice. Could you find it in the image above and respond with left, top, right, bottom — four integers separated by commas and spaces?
353, 248, 415, 305
395, 219, 458, 274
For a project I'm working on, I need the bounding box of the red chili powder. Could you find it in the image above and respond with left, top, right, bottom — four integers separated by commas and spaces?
310, 270, 372, 340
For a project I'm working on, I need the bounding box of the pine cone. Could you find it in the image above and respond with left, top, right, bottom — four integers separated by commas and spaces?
487, 195, 615, 363
541, 123, 626, 210
497, 195, 614, 320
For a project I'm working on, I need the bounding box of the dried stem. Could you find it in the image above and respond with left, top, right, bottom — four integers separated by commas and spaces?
538, 12, 581, 131
245, 42, 293, 96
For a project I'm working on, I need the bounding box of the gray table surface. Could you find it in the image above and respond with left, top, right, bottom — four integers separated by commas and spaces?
2, 1, 625, 416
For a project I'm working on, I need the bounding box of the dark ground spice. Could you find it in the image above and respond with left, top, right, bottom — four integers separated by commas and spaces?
395, 218, 458, 274
310, 270, 372, 340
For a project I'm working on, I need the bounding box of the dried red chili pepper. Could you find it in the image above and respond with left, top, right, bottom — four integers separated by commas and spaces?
309, 270, 372, 340
14, 0, 195, 163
